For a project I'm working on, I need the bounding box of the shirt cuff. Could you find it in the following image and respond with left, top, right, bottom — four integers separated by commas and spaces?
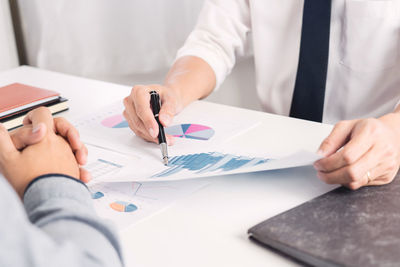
395, 100, 400, 111
23, 174, 92, 219
176, 46, 230, 91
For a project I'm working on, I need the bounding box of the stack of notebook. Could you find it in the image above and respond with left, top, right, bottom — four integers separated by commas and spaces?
0, 83, 69, 130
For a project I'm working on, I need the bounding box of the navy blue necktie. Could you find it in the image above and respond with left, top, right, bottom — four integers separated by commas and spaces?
289, 0, 332, 122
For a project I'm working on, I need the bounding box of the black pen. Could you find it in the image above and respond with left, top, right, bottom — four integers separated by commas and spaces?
150, 91, 169, 165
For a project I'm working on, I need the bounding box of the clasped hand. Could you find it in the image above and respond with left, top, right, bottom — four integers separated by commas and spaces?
0, 107, 89, 198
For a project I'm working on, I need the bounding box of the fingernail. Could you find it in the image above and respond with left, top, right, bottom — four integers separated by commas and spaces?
71, 131, 78, 139
317, 149, 325, 156
32, 124, 42, 133
160, 114, 171, 126
313, 162, 321, 171
82, 153, 87, 163
149, 128, 156, 138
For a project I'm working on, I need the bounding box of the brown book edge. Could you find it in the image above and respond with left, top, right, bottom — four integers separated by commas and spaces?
2, 99, 69, 131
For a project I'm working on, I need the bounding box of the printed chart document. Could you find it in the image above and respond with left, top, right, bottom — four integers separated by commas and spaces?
85, 145, 321, 182
75, 101, 322, 229
84, 144, 209, 230
74, 101, 261, 159
73, 101, 321, 182
88, 179, 209, 230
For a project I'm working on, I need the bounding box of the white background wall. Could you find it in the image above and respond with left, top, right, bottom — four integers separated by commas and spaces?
4, 0, 261, 110
0, 0, 18, 71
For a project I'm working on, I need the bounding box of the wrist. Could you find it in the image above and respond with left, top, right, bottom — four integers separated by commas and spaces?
166, 83, 183, 99
379, 112, 400, 136
23, 175, 91, 221
163, 83, 187, 110
23, 173, 82, 199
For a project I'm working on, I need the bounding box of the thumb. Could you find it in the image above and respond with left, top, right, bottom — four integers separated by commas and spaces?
318, 120, 355, 157
0, 123, 18, 158
23, 107, 55, 134
10, 123, 47, 150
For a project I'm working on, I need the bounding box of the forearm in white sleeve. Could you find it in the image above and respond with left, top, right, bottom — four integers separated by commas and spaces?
394, 99, 400, 112
176, 0, 251, 90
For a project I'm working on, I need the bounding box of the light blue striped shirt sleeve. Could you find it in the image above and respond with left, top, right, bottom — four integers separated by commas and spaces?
0, 174, 123, 267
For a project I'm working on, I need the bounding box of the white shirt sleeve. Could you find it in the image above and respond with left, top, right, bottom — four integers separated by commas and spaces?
176, 0, 251, 90
395, 100, 400, 111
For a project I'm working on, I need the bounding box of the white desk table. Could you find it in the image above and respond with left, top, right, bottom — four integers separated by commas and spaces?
0, 66, 338, 267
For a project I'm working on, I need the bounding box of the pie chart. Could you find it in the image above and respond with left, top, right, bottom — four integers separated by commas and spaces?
91, 191, 105, 199
165, 124, 215, 141
101, 115, 215, 141
101, 114, 129, 128
110, 201, 138, 212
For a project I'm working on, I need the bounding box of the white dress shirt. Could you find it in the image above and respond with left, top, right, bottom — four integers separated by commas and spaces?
177, 0, 400, 124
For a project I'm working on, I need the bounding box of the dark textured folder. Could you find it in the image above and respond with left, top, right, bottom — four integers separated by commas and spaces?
248, 175, 400, 267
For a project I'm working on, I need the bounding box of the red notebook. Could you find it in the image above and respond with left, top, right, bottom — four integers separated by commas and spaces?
0, 83, 60, 118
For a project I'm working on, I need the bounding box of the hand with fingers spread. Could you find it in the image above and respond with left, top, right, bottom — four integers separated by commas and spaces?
123, 84, 181, 145
0, 107, 81, 197
9, 114, 90, 183
314, 113, 400, 190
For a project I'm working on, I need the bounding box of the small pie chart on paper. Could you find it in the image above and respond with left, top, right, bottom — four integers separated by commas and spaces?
165, 124, 215, 141
91, 191, 105, 199
100, 114, 215, 141
110, 201, 138, 213
101, 114, 129, 128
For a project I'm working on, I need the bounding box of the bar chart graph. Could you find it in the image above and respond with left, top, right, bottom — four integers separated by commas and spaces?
153, 152, 270, 178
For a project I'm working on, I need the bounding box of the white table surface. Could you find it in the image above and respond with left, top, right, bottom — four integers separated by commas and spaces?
0, 66, 338, 267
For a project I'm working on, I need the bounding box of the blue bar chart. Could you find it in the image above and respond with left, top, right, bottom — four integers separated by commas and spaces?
153, 152, 270, 178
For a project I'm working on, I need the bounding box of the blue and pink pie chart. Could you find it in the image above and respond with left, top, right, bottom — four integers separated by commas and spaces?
101, 114, 129, 129
165, 123, 215, 140
101, 114, 215, 141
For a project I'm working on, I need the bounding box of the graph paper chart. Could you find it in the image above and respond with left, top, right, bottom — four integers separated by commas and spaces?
86, 159, 123, 179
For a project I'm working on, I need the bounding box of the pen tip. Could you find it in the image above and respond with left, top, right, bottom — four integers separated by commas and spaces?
163, 157, 169, 166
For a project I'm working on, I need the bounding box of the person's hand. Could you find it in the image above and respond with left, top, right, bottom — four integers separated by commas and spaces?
314, 113, 400, 190
123, 84, 183, 144
0, 107, 81, 198
9, 115, 90, 182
